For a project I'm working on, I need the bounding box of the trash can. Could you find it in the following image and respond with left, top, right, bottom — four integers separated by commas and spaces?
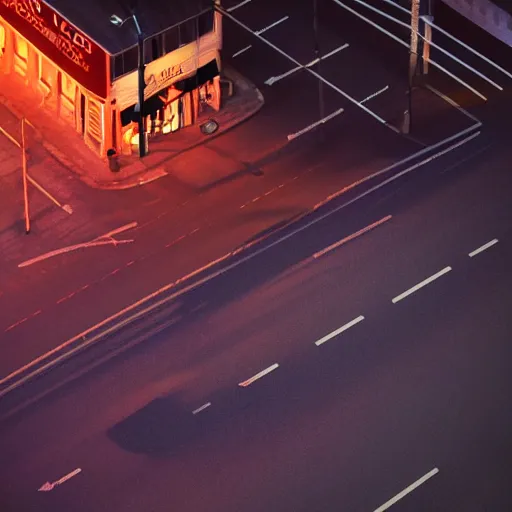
107, 148, 120, 172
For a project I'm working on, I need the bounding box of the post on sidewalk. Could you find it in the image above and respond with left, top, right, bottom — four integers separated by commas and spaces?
21, 117, 30, 234
402, 0, 420, 135
422, 17, 433, 75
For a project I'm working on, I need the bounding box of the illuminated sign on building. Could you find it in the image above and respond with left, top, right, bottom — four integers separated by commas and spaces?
112, 34, 221, 111
0, 0, 108, 97
145, 63, 185, 98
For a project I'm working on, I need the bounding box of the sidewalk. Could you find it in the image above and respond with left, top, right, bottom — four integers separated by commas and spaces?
0, 66, 264, 190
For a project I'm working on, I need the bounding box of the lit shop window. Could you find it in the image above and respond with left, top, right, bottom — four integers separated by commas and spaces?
39, 55, 56, 96
14, 34, 28, 76
87, 99, 103, 143
59, 73, 77, 123
60, 73, 76, 105
0, 24, 5, 57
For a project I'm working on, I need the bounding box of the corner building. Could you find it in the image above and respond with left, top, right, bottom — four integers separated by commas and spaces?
0, 0, 222, 157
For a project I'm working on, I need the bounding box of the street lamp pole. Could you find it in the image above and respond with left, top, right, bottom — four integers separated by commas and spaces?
403, 0, 420, 135
132, 14, 146, 158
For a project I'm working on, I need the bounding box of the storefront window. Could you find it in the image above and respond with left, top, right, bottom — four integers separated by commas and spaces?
14, 34, 28, 76
15, 34, 28, 59
163, 26, 179, 54
198, 11, 214, 36
39, 55, 56, 94
111, 10, 215, 80
87, 99, 103, 143
178, 19, 197, 47
59, 73, 77, 124
112, 46, 138, 80
0, 23, 5, 57
144, 34, 164, 64
61, 73, 76, 102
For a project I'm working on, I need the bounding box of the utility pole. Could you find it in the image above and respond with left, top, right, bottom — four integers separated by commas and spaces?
402, 0, 420, 135
21, 117, 30, 234
313, 0, 325, 121
422, 0, 434, 75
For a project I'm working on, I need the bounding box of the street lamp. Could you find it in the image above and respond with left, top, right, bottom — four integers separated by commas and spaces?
110, 13, 146, 157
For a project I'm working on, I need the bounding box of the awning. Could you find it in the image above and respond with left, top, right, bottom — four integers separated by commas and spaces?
175, 59, 219, 93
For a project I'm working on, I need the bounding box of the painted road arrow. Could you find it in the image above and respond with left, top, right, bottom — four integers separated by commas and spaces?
38, 467, 82, 492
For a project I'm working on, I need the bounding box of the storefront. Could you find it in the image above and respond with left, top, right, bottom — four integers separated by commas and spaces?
111, 9, 222, 155
0, 0, 222, 158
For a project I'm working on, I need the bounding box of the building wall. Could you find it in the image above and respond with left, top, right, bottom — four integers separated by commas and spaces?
0, 14, 109, 157
110, 9, 223, 155
0, 4, 223, 159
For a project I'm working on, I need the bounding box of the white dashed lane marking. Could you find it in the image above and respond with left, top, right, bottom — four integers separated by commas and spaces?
239, 363, 280, 387
392, 267, 452, 304
314, 316, 365, 347
233, 45, 252, 58
192, 402, 212, 415
468, 238, 498, 258
227, 0, 252, 12
373, 468, 439, 512
232, 16, 289, 58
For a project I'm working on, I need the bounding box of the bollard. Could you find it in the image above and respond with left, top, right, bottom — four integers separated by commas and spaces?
107, 148, 120, 172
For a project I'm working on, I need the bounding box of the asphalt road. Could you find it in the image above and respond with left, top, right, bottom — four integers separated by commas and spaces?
2, 3, 512, 509
1, 119, 512, 510
0, 0, 488, 378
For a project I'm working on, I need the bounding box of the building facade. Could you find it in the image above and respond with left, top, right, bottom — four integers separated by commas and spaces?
0, 0, 222, 158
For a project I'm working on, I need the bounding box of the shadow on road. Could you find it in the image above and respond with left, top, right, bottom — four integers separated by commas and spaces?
107, 394, 201, 457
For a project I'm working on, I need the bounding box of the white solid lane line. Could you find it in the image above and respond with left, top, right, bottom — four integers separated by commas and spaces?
239, 363, 279, 387
232, 45, 252, 58
392, 267, 452, 304
287, 107, 344, 141
313, 215, 392, 259
233, 16, 289, 58
255, 16, 289, 35
322, 43, 351, 60
373, 467, 439, 512
314, 316, 365, 347
360, 85, 389, 105
265, 43, 349, 86
227, 0, 251, 12
192, 402, 212, 415
468, 238, 499, 258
